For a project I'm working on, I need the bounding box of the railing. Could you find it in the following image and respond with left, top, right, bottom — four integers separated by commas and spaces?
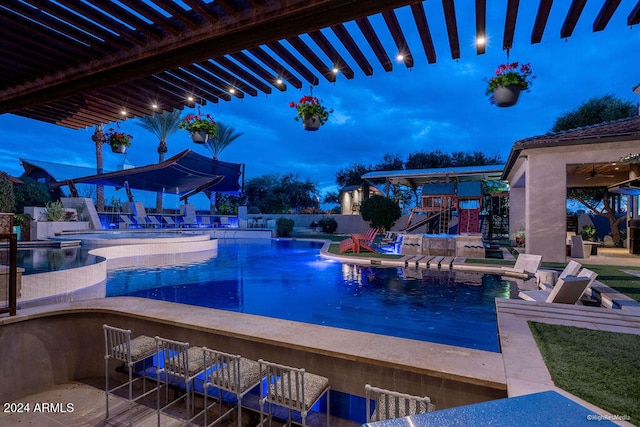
0, 233, 18, 316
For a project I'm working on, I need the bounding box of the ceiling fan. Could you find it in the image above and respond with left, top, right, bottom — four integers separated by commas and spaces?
585, 165, 614, 180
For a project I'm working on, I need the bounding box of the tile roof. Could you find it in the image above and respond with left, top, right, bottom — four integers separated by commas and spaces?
514, 115, 640, 147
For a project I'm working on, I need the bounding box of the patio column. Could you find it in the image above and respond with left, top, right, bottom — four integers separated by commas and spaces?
525, 152, 567, 262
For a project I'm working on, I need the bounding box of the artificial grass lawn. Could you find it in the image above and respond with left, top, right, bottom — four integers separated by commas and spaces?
529, 322, 640, 424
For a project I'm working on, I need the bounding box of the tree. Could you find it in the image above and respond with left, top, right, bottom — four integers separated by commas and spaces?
92, 124, 106, 211
360, 195, 401, 232
203, 121, 244, 213
567, 187, 625, 246
204, 122, 243, 160
245, 173, 319, 214
405, 150, 452, 169
13, 177, 50, 214
552, 95, 636, 132
137, 110, 183, 212
335, 163, 372, 188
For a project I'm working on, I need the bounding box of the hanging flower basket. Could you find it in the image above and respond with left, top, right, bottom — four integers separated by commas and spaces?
485, 62, 534, 107
179, 114, 217, 143
111, 144, 127, 153
105, 128, 132, 154
190, 130, 208, 143
302, 115, 321, 131
492, 85, 522, 108
290, 95, 332, 131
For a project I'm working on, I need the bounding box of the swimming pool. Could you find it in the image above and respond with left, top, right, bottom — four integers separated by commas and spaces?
106, 239, 512, 352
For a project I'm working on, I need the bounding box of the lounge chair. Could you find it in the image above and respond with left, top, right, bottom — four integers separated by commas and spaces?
502, 253, 543, 276
339, 228, 378, 254
518, 276, 592, 304
119, 214, 137, 229
537, 260, 582, 290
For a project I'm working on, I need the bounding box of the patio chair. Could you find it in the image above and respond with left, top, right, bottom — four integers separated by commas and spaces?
155, 336, 205, 425
119, 214, 136, 229
518, 276, 592, 304
219, 216, 230, 228
501, 253, 543, 276
259, 359, 330, 427
200, 348, 261, 427
134, 216, 152, 228
146, 215, 162, 228
570, 235, 589, 258
103, 325, 157, 427
537, 260, 582, 290
365, 384, 434, 422
339, 228, 378, 254
200, 216, 212, 228
162, 216, 178, 227
182, 216, 198, 228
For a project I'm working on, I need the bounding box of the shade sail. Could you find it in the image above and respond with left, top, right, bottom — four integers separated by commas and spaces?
50, 149, 242, 195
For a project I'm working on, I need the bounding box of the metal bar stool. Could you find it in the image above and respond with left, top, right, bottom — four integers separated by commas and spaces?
103, 324, 157, 427
155, 336, 205, 426
259, 359, 330, 427
200, 348, 261, 426
365, 384, 434, 422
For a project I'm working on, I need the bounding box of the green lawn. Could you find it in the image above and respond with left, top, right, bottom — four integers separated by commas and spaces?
529, 322, 640, 424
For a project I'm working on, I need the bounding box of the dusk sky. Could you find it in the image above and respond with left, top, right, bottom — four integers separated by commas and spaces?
1, 2, 639, 210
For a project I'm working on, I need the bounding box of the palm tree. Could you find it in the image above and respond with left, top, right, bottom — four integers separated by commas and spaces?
204, 122, 243, 213
204, 122, 243, 160
136, 110, 182, 213
92, 124, 106, 211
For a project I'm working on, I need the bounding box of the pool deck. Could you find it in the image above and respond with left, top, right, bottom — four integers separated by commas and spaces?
3, 243, 640, 425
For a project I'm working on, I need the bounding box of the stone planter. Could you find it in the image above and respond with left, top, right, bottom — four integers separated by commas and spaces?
190, 130, 208, 143
492, 85, 521, 107
302, 115, 321, 131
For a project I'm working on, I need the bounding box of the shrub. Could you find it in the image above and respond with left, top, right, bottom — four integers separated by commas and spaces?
276, 217, 294, 237
44, 200, 65, 221
359, 195, 401, 232
318, 217, 338, 233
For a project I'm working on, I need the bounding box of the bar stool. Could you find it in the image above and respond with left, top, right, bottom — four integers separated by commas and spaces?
103, 324, 157, 427
155, 336, 205, 426
200, 348, 261, 426
259, 359, 330, 427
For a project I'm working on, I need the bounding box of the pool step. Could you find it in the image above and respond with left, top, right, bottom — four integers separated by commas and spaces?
403, 255, 455, 270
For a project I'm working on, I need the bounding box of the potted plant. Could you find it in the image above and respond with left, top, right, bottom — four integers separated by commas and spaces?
179, 114, 217, 143
289, 96, 333, 131
105, 129, 133, 153
485, 62, 534, 107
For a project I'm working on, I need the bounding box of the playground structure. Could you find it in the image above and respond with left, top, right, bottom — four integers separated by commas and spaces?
404, 181, 485, 234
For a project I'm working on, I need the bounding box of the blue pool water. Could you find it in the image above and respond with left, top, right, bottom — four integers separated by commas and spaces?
106, 239, 511, 352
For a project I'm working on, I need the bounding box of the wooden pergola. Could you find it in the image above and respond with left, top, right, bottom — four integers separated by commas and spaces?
1, 0, 639, 129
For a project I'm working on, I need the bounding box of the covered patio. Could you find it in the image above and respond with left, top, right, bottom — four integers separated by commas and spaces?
502, 114, 640, 263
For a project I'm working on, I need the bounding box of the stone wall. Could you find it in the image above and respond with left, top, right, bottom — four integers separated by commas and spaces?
0, 213, 13, 234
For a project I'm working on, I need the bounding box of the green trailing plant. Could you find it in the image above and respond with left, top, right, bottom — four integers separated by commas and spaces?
359, 195, 401, 233
318, 217, 338, 233
44, 200, 65, 221
276, 217, 294, 237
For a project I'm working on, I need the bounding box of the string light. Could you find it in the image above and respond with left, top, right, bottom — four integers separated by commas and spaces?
229, 87, 236, 94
